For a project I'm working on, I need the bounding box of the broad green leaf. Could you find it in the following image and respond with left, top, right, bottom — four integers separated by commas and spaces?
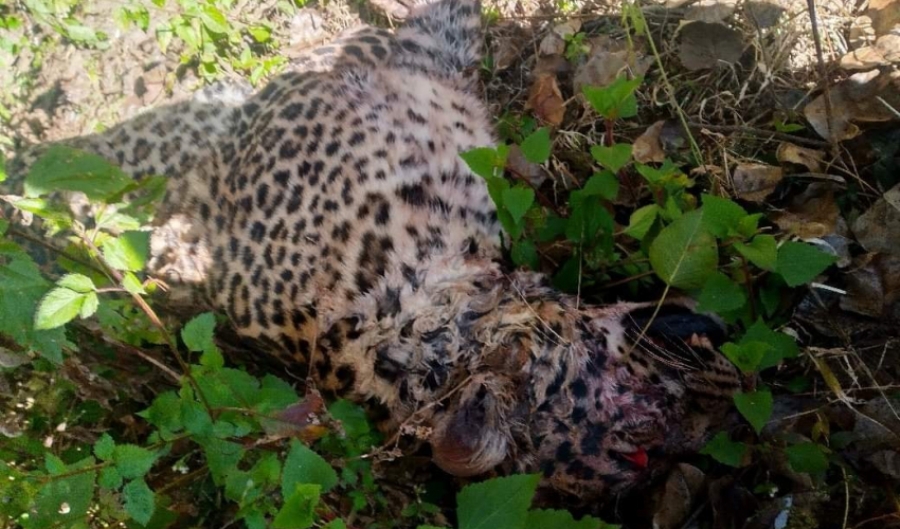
122, 272, 146, 295
0, 256, 66, 361
202, 438, 245, 485
25, 457, 95, 528
511, 239, 539, 270
581, 171, 619, 201
582, 76, 642, 120
775, 242, 836, 286
741, 319, 799, 370
140, 391, 183, 431
273, 483, 320, 529
57, 273, 95, 293
519, 127, 551, 164
785, 442, 828, 475
696, 272, 746, 313
24, 145, 132, 201
114, 444, 157, 479
80, 291, 99, 319
183, 396, 214, 438
328, 400, 374, 443
282, 440, 338, 496
553, 257, 581, 293
98, 466, 123, 490
735, 234, 777, 271
566, 198, 613, 243
123, 478, 156, 525
635, 160, 683, 186
700, 432, 747, 467
182, 312, 223, 368
502, 186, 535, 225
721, 341, 769, 374
200, 6, 229, 33
457, 474, 540, 529
94, 433, 115, 461
101, 230, 150, 272
701, 194, 747, 238
324, 520, 347, 529
460, 146, 506, 180
526, 509, 616, 529
733, 390, 773, 434
34, 286, 87, 330
44, 453, 67, 475
624, 204, 659, 241
590, 143, 632, 173
649, 209, 718, 289
64, 22, 100, 43
736, 213, 763, 238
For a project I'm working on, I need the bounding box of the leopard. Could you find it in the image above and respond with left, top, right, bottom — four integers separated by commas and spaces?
3, 0, 742, 503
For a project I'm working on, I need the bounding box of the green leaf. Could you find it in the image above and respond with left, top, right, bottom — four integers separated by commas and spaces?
700, 432, 747, 467
45, 453, 67, 475
526, 509, 616, 529
27, 457, 96, 528
624, 204, 659, 240
101, 230, 150, 272
735, 234, 777, 271
775, 241, 836, 286
695, 272, 746, 313
590, 143, 632, 173
457, 474, 540, 529
785, 442, 829, 475
511, 239, 539, 270
733, 390, 773, 435
736, 213, 762, 238
649, 209, 718, 289
181, 312, 223, 368
582, 76, 642, 120
741, 319, 798, 370
721, 341, 769, 374
98, 466, 123, 490
34, 286, 88, 330
328, 400, 373, 442
94, 433, 115, 461
202, 438, 245, 485
123, 478, 156, 525
519, 127, 551, 164
553, 257, 581, 293
701, 194, 747, 238
502, 186, 535, 225
282, 440, 338, 496
57, 273, 95, 293
581, 171, 619, 200
200, 5, 229, 33
566, 198, 613, 243
114, 444, 157, 479
0, 256, 66, 362
24, 145, 132, 201
122, 272, 146, 295
273, 483, 320, 529
80, 291, 99, 319
140, 391, 183, 431
460, 147, 506, 180
324, 520, 347, 529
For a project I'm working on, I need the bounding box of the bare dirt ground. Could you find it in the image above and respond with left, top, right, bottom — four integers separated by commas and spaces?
2, 0, 900, 527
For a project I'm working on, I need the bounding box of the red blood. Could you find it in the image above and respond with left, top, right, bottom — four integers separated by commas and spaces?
621, 447, 648, 469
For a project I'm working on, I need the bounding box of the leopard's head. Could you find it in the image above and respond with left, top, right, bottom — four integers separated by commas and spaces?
428, 299, 741, 501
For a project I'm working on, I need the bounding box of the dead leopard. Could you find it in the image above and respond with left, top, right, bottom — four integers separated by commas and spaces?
3, 0, 741, 503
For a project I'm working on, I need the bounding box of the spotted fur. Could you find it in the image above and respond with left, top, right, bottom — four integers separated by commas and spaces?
4, 0, 741, 501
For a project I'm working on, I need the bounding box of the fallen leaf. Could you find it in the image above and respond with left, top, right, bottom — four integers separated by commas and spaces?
776, 142, 825, 172
538, 33, 565, 56
745, 1, 786, 29
731, 163, 783, 202
573, 36, 652, 95
840, 34, 900, 70
804, 69, 900, 142
633, 121, 666, 163
652, 464, 706, 529
849, 15, 877, 49
867, 0, 900, 36
840, 253, 900, 319
685, 0, 738, 23
506, 144, 549, 187
853, 182, 900, 256
527, 73, 565, 126
678, 21, 745, 71
771, 183, 840, 238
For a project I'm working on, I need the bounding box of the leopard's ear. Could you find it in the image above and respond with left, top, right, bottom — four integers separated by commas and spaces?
430, 383, 510, 477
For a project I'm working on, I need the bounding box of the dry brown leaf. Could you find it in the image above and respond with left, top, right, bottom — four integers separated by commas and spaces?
867, 0, 900, 36
745, 1, 786, 29
538, 33, 565, 56
527, 73, 565, 126
731, 163, 783, 202
840, 34, 900, 70
685, 0, 737, 23
771, 183, 841, 239
573, 36, 651, 95
840, 253, 900, 319
678, 21, 744, 71
633, 121, 666, 163
853, 183, 900, 256
776, 142, 825, 172
804, 69, 900, 142
652, 464, 706, 529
